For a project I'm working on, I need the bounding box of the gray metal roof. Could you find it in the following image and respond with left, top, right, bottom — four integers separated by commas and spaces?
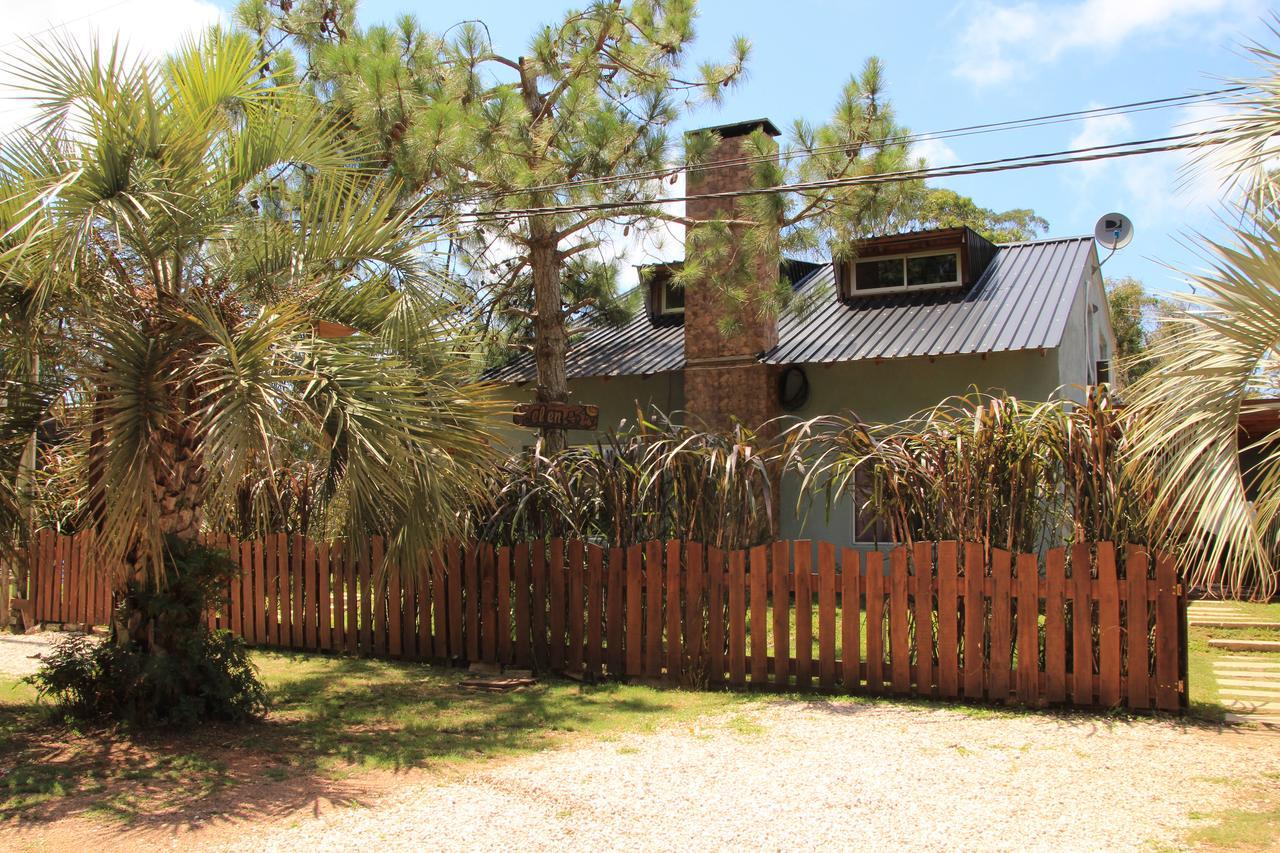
766, 236, 1096, 364
487, 235, 1096, 382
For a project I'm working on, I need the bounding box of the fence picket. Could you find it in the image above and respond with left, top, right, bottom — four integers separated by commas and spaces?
1016, 552, 1039, 705
771, 540, 790, 687
795, 541, 813, 690
683, 542, 704, 681
840, 547, 861, 691
498, 547, 514, 665
1097, 542, 1122, 707
749, 545, 768, 686
989, 549, 1012, 703
1044, 547, 1067, 703
1125, 545, 1150, 711
728, 549, 747, 687
865, 551, 885, 693
913, 541, 934, 696
705, 545, 725, 684
644, 540, 663, 679
666, 540, 682, 680
818, 542, 837, 690
1071, 543, 1093, 706
962, 543, 984, 699
936, 541, 959, 699
568, 540, 585, 673
889, 547, 910, 695
482, 544, 498, 665
586, 544, 604, 677
514, 543, 532, 668
1154, 554, 1180, 712
447, 542, 463, 661
549, 539, 565, 671
605, 546, 624, 677
532, 543, 549, 671
625, 544, 644, 677
466, 542, 481, 664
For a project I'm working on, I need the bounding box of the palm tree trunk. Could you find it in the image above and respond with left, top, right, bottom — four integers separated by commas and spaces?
112, 417, 207, 651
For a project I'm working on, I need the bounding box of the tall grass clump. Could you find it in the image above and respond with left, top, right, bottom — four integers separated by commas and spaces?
782, 387, 1148, 555
473, 412, 774, 549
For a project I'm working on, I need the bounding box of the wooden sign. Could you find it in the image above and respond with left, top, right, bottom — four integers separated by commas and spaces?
513, 402, 599, 430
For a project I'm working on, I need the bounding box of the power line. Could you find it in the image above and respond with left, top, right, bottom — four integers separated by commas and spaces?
438, 130, 1235, 226
442, 86, 1248, 209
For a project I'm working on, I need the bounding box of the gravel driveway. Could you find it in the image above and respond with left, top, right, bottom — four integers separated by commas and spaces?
206, 700, 1280, 852
0, 631, 79, 678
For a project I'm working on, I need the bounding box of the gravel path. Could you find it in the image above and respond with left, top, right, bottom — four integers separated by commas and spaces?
0, 631, 79, 678
206, 700, 1280, 852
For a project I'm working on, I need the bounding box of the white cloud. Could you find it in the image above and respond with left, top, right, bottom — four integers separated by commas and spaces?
0, 0, 224, 133
911, 136, 959, 167
1069, 108, 1134, 179
1063, 101, 1250, 233
954, 0, 1262, 86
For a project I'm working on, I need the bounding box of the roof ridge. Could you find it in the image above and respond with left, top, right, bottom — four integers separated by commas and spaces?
995, 234, 1092, 247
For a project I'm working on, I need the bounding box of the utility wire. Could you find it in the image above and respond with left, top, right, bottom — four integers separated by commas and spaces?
439, 130, 1236, 226
441, 86, 1248, 209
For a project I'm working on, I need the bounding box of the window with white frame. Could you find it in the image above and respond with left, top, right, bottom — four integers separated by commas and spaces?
659, 279, 685, 315
851, 250, 961, 296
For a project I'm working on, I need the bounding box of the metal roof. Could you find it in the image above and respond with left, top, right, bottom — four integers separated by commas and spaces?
487, 235, 1096, 382
766, 236, 1096, 364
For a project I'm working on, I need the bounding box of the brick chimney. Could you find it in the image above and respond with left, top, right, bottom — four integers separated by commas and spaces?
682, 118, 782, 435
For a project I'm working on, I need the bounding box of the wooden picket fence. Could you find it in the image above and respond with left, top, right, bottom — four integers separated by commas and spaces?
25, 530, 1188, 713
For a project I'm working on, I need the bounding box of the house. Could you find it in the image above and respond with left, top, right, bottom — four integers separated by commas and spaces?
488, 118, 1117, 546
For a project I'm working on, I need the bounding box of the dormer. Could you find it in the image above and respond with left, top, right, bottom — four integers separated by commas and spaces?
641, 263, 685, 327
836, 226, 997, 302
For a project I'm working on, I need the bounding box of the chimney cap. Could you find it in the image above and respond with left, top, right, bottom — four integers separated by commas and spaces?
685, 118, 780, 139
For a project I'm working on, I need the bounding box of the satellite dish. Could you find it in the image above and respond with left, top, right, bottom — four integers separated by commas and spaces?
1094, 212, 1134, 251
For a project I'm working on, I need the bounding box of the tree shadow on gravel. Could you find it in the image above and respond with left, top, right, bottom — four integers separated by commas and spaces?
0, 652, 731, 838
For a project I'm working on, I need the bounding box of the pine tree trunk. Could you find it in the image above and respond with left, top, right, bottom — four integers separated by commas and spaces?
529, 236, 570, 453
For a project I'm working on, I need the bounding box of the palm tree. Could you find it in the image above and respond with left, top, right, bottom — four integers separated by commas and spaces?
1123, 30, 1280, 599
0, 30, 503, 649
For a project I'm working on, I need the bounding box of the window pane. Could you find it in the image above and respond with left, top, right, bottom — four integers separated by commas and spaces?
905, 252, 958, 286
662, 281, 684, 311
855, 258, 903, 290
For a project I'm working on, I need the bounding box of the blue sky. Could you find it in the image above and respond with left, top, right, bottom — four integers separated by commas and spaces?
1, 0, 1272, 296
356, 0, 1272, 296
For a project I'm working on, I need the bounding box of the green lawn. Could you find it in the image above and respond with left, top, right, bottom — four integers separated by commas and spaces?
0, 651, 742, 824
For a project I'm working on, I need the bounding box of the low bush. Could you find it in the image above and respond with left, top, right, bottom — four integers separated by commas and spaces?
27, 538, 267, 727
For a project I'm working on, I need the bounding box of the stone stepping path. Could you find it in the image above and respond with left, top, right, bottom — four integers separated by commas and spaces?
1213, 655, 1280, 731
1195, 603, 1280, 729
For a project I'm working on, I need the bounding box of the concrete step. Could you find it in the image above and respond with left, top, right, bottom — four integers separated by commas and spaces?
1217, 678, 1280, 690
1190, 621, 1280, 629
1225, 713, 1280, 728
1220, 688, 1280, 699
1214, 659, 1280, 669
1208, 639, 1280, 652
1213, 670, 1280, 681
1223, 700, 1280, 711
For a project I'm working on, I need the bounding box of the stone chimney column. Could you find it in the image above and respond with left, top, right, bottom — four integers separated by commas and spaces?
682, 119, 782, 435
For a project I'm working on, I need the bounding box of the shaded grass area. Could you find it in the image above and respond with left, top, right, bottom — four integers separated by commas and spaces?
0, 650, 741, 826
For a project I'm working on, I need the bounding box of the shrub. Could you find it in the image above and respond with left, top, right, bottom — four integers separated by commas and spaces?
27, 538, 267, 727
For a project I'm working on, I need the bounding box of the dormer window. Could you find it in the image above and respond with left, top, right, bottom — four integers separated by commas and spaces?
853, 250, 961, 294
838, 226, 997, 303
659, 279, 685, 315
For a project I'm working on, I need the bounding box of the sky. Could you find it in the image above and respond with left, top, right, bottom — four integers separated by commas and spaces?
0, 0, 1272, 298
